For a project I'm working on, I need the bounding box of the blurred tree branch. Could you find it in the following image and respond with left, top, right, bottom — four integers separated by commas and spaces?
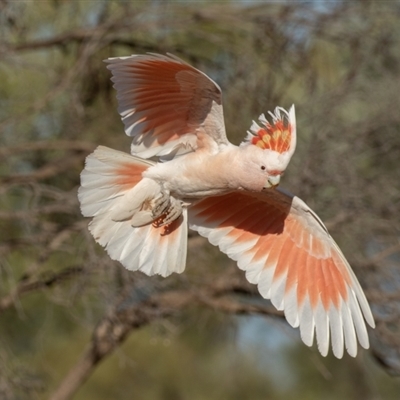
49, 273, 283, 400
0, 266, 83, 314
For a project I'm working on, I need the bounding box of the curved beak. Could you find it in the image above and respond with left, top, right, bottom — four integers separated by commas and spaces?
263, 174, 280, 189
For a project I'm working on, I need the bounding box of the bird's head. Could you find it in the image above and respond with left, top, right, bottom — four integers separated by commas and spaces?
239, 105, 296, 191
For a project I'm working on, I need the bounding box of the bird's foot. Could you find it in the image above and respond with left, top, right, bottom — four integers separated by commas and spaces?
162, 197, 183, 225
152, 196, 183, 227
150, 184, 183, 227
152, 185, 170, 217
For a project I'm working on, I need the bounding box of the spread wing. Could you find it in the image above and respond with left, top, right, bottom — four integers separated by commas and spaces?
188, 189, 375, 358
106, 53, 228, 158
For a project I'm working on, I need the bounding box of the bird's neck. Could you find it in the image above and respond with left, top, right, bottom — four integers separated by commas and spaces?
190, 145, 259, 193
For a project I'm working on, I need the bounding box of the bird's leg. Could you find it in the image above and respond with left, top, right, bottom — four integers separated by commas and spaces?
160, 197, 182, 226
151, 183, 185, 227
150, 184, 181, 225
151, 184, 170, 217
152, 197, 183, 227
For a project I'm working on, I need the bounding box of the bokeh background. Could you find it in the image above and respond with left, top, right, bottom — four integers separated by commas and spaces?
1, 1, 400, 399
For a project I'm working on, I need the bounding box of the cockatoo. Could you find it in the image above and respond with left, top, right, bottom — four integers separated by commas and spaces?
78, 54, 375, 358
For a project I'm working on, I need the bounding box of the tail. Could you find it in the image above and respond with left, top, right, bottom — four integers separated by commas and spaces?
78, 146, 187, 277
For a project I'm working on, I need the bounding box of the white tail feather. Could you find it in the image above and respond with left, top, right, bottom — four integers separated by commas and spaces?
78, 146, 188, 276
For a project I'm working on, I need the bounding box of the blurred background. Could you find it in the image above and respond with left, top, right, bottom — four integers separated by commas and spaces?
1, 0, 400, 399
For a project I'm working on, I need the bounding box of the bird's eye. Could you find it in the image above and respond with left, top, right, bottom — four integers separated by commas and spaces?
260, 165, 266, 171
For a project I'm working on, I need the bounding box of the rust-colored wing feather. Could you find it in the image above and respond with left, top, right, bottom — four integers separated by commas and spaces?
106, 54, 228, 158
188, 189, 375, 358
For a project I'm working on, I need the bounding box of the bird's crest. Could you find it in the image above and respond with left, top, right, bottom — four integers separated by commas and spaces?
244, 106, 296, 155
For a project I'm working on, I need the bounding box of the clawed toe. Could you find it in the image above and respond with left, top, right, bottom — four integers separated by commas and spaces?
152, 187, 170, 217
153, 196, 183, 227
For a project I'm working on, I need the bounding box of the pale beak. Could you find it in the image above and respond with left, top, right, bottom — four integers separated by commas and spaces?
264, 175, 280, 189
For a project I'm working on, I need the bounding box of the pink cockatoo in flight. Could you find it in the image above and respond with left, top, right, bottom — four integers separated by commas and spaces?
78, 54, 375, 358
